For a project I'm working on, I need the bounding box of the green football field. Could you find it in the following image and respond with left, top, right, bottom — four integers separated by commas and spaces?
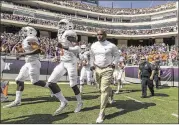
1, 82, 178, 124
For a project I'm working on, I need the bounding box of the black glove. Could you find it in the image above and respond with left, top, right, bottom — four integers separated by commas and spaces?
90, 66, 95, 71
158, 77, 161, 81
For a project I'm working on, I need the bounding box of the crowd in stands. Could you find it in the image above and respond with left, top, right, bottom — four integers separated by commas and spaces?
1, 32, 58, 59
1, 32, 178, 66
1, 13, 57, 27
2, 1, 177, 23
39, 0, 176, 15
2, 13, 178, 36
119, 44, 178, 66
74, 24, 178, 35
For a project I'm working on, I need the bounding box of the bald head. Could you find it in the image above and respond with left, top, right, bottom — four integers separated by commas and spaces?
97, 30, 107, 36
97, 30, 107, 42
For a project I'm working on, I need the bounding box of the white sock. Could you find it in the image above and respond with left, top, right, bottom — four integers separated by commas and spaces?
75, 94, 82, 103
80, 85, 83, 93
54, 92, 67, 102
44, 83, 50, 88
15, 91, 22, 102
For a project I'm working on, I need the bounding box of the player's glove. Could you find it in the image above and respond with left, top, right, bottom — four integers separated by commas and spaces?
56, 43, 69, 50
109, 63, 115, 69
90, 66, 95, 71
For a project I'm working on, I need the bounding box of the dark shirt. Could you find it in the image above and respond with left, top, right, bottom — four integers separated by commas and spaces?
139, 61, 154, 78
153, 62, 160, 75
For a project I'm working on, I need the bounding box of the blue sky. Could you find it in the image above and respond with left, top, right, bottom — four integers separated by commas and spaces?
98, 1, 173, 8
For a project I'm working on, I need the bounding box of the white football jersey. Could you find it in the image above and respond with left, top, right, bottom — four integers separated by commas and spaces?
58, 30, 80, 61
22, 36, 39, 62
79, 51, 90, 66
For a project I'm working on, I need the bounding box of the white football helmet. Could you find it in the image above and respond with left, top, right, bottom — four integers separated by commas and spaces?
80, 44, 87, 53
58, 19, 74, 37
19, 26, 37, 37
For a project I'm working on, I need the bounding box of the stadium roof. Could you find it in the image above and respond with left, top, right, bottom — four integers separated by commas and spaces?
97, 1, 176, 9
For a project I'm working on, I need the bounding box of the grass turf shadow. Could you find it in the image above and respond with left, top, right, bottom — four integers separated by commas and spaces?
105, 99, 156, 120
1, 113, 69, 124
3, 94, 100, 106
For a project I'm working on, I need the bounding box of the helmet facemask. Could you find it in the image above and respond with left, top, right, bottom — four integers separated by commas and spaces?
19, 27, 37, 38
57, 19, 74, 37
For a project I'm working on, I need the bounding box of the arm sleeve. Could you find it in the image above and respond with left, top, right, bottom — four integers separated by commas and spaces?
90, 49, 95, 67
112, 45, 120, 65
68, 46, 81, 53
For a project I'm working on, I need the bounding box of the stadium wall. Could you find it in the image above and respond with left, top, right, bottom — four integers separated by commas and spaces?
125, 66, 178, 87
1, 56, 178, 87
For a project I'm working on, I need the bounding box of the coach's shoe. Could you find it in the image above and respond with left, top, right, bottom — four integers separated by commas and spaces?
96, 113, 105, 123
108, 91, 115, 104
1, 96, 8, 102
74, 102, 83, 113
53, 101, 68, 116
114, 91, 119, 94
3, 101, 21, 108
108, 98, 115, 104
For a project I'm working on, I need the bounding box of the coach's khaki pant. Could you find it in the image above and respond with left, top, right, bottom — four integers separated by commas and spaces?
95, 66, 113, 115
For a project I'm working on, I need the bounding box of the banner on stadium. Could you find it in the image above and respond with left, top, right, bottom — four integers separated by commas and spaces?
1, 58, 68, 81
2, 59, 59, 75
1, 57, 178, 86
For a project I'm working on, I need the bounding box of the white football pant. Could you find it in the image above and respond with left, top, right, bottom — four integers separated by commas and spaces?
15, 60, 41, 84
48, 60, 78, 87
80, 66, 92, 85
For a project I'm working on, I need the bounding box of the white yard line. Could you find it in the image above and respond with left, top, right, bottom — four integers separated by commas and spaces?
171, 113, 178, 118
125, 96, 144, 104
153, 98, 165, 101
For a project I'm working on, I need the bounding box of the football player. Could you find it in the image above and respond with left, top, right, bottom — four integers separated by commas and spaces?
114, 60, 125, 94
1, 57, 8, 102
79, 44, 93, 93
47, 19, 83, 116
3, 26, 50, 108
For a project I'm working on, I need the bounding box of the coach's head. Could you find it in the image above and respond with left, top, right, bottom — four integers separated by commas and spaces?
97, 30, 107, 42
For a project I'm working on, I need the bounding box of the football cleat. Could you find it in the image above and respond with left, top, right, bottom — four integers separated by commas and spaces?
3, 101, 21, 108
53, 101, 68, 116
74, 102, 83, 113
96, 113, 105, 123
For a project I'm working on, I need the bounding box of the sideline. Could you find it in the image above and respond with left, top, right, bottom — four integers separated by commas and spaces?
125, 96, 144, 104
171, 113, 178, 118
